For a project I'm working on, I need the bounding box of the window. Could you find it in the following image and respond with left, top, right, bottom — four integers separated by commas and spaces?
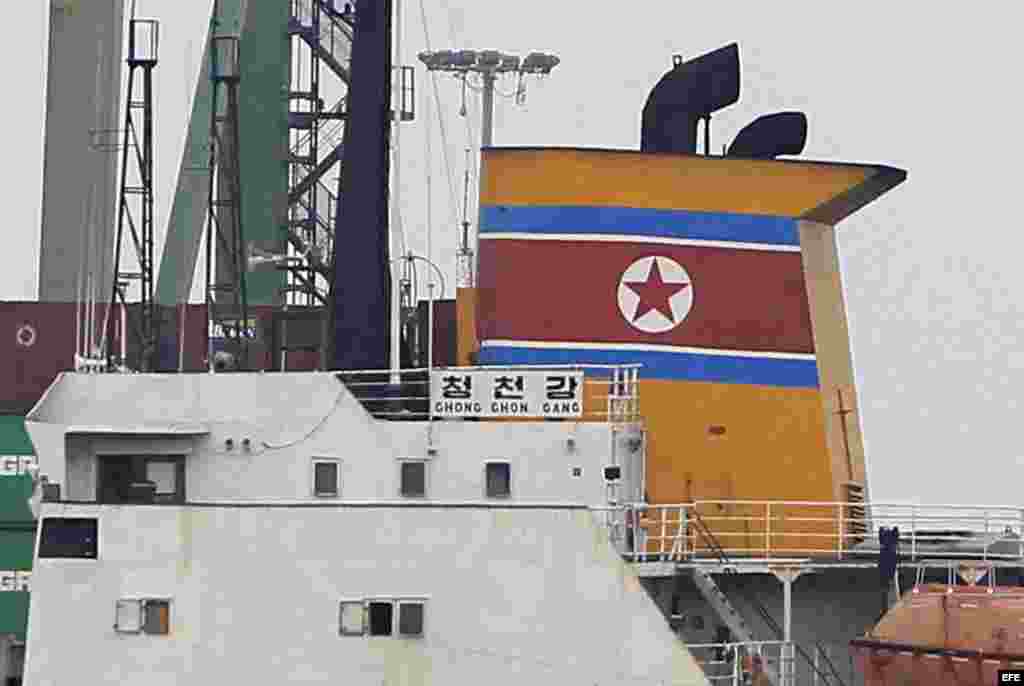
144, 600, 171, 634
115, 598, 170, 635
399, 461, 426, 498
339, 599, 426, 638
146, 461, 177, 495
313, 459, 340, 497
398, 601, 424, 637
339, 601, 365, 636
115, 599, 142, 633
485, 462, 511, 498
368, 601, 393, 636
99, 456, 185, 505
39, 517, 98, 559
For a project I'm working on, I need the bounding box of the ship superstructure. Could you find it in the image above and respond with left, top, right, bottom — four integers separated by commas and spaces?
19, 368, 716, 685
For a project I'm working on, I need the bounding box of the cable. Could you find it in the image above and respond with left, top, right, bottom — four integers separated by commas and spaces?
417, 0, 461, 243
261, 388, 346, 450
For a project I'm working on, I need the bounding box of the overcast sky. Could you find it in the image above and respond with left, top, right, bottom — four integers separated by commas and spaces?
4, 2, 1024, 506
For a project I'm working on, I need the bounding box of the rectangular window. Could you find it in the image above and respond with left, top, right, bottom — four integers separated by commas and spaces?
485, 462, 511, 498
99, 456, 185, 505
146, 461, 177, 495
114, 599, 142, 633
398, 601, 425, 637
339, 601, 365, 636
313, 459, 340, 497
143, 599, 170, 635
368, 601, 393, 636
115, 598, 170, 635
38, 517, 98, 559
399, 461, 426, 498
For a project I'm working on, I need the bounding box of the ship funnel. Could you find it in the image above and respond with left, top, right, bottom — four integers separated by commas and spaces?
727, 111, 808, 159
640, 43, 740, 155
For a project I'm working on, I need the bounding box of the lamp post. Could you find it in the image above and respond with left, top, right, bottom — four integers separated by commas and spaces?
417, 49, 560, 287
417, 49, 560, 148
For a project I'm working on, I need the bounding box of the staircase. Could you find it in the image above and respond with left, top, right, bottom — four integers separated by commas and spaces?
684, 509, 849, 686
690, 567, 781, 686
289, 0, 352, 83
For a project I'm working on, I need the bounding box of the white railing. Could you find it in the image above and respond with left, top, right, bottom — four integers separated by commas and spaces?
688, 641, 795, 686
614, 501, 1024, 563
333, 364, 642, 422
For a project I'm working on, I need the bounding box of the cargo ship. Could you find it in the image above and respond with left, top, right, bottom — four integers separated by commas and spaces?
7, 1, 1024, 686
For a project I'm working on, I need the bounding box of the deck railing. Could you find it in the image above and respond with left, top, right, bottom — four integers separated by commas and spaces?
333, 364, 642, 423
688, 641, 795, 686
612, 501, 1024, 563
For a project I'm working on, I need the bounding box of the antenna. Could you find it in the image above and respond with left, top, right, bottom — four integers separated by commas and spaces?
456, 147, 473, 288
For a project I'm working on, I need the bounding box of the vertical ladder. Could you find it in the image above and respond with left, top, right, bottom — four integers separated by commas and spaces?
107, 16, 159, 371
204, 25, 251, 371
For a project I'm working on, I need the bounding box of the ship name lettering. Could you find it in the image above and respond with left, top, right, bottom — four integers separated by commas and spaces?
542, 401, 581, 414
491, 401, 529, 414
435, 401, 482, 414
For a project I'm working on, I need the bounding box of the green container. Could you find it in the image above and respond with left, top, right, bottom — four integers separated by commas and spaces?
0, 416, 35, 640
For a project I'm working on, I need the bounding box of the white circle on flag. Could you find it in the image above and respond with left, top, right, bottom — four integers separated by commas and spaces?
16, 323, 37, 348
617, 256, 694, 334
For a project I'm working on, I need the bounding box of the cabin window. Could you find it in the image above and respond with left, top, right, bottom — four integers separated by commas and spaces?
367, 601, 393, 636
38, 517, 98, 559
399, 461, 426, 498
398, 601, 425, 637
485, 462, 511, 498
115, 599, 142, 633
313, 459, 340, 497
339, 599, 426, 638
339, 601, 365, 636
98, 455, 185, 505
115, 598, 170, 635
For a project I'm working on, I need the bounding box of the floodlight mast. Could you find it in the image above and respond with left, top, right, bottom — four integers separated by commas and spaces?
417, 49, 560, 285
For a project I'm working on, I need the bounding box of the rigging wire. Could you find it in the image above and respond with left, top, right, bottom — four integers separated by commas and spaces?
417, 0, 460, 241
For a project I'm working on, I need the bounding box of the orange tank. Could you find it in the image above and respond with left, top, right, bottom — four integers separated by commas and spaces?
851, 584, 1024, 685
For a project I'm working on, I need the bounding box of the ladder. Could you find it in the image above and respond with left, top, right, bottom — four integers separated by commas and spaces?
843, 482, 867, 546
685, 509, 849, 686
689, 567, 781, 686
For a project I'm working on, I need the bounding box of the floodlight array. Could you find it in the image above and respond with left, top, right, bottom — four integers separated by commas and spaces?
417, 49, 559, 75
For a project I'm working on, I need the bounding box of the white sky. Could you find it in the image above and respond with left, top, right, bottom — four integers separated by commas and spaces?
3, 2, 1024, 506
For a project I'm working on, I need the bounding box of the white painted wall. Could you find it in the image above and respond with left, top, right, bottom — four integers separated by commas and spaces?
25, 503, 708, 686
31, 373, 645, 507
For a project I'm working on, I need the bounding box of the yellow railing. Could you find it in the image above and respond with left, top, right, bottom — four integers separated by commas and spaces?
615, 501, 1024, 562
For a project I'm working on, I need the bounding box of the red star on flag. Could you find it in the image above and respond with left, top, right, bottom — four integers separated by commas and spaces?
624, 259, 690, 323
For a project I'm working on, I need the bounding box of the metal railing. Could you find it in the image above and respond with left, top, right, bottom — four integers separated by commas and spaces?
292, 0, 354, 70
617, 501, 1024, 563
333, 364, 642, 422
688, 641, 795, 686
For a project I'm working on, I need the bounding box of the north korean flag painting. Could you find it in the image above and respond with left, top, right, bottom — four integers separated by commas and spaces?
476, 205, 819, 388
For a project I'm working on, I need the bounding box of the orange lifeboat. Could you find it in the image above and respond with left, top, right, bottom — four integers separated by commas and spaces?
851, 583, 1024, 685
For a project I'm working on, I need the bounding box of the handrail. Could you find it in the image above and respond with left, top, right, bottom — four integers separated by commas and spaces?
688, 641, 795, 686
627, 501, 1024, 562
332, 363, 643, 373
689, 509, 849, 686
332, 364, 643, 422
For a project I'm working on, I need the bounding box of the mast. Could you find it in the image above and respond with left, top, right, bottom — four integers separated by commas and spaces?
389, 0, 403, 382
